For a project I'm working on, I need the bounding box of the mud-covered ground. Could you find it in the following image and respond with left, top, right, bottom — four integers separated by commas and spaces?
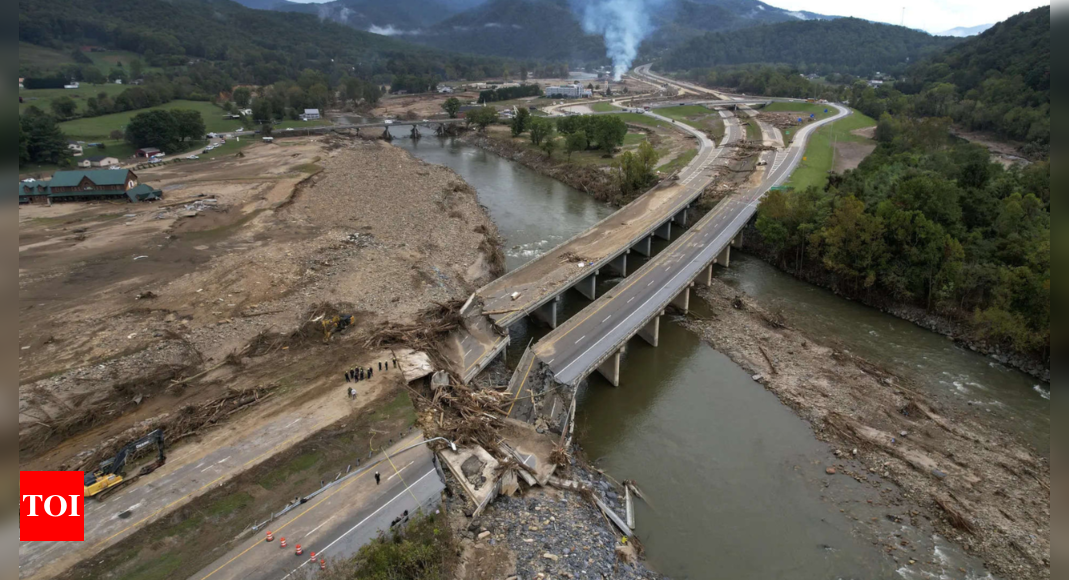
681, 278, 1050, 580
18, 136, 502, 474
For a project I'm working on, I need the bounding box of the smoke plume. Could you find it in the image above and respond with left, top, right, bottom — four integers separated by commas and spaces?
574, 0, 662, 80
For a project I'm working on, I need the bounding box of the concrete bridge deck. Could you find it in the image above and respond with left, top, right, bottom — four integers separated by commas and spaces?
457, 106, 742, 381
504, 102, 849, 418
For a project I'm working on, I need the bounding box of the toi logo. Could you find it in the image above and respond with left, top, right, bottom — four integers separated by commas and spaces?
20, 472, 85, 542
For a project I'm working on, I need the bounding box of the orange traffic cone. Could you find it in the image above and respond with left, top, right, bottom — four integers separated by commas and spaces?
280, 537, 287, 549
319, 559, 326, 571
295, 545, 303, 556
310, 551, 317, 562
266, 531, 274, 542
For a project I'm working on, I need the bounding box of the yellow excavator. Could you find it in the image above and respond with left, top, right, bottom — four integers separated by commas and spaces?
321, 314, 356, 342
84, 429, 166, 500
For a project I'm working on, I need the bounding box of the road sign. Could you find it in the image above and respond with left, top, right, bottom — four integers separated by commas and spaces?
824, 109, 829, 113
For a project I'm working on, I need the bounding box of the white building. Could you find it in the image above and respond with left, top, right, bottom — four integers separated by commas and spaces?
437, 86, 455, 94
68, 142, 84, 157
78, 156, 120, 168
544, 84, 592, 99
64, 82, 80, 90
300, 109, 321, 121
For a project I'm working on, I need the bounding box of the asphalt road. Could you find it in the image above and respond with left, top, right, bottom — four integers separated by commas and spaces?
529, 99, 850, 386
193, 433, 444, 580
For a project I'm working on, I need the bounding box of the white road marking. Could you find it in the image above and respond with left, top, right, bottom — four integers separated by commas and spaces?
304, 516, 336, 539
387, 461, 413, 482
575, 336, 586, 345
280, 470, 437, 580
627, 297, 635, 304
603, 316, 611, 323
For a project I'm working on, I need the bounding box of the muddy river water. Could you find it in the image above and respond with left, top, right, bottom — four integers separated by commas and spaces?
393, 135, 1049, 579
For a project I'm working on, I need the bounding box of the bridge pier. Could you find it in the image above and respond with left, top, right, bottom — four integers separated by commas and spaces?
606, 251, 628, 277
717, 246, 731, 268
637, 312, 663, 347
533, 296, 561, 329
596, 346, 625, 387
631, 236, 652, 257
699, 263, 714, 286
671, 283, 693, 314
574, 271, 597, 301
732, 232, 744, 249
673, 208, 688, 226
654, 221, 672, 241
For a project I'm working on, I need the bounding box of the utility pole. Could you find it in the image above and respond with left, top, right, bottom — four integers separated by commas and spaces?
900, 7, 906, 26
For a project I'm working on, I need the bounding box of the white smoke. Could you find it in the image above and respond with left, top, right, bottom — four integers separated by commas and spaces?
369, 24, 402, 35
573, 0, 662, 81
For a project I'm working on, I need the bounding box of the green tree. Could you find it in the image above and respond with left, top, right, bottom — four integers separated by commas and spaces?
19, 124, 30, 166
465, 106, 498, 131
565, 131, 588, 159
130, 58, 144, 79
233, 87, 252, 109
529, 117, 554, 146
50, 97, 78, 119
510, 107, 531, 137
442, 97, 462, 119
593, 115, 627, 154
20, 109, 72, 166
541, 136, 557, 158
613, 141, 660, 198
82, 66, 106, 85
172, 110, 206, 143
109, 67, 128, 83
125, 109, 180, 150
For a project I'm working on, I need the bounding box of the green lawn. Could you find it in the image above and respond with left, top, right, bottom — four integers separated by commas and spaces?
744, 119, 762, 141
19, 42, 75, 70
762, 101, 836, 121
656, 148, 697, 174
786, 109, 877, 191
590, 101, 618, 113
20, 83, 129, 115
609, 112, 673, 130
657, 105, 726, 144
59, 101, 241, 139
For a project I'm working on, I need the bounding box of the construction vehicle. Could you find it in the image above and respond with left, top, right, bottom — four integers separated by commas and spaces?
321, 314, 356, 341
84, 429, 166, 500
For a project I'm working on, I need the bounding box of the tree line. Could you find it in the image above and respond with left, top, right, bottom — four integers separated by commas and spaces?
752, 117, 1049, 364
478, 84, 542, 104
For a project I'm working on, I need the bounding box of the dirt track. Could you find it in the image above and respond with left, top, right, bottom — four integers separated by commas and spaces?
18, 136, 502, 476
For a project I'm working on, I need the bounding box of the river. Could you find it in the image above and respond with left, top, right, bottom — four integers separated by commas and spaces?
392, 135, 1048, 578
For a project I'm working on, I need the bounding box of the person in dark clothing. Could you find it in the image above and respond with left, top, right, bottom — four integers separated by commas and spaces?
369, 368, 373, 379
378, 362, 382, 371
393, 359, 398, 369
374, 471, 381, 485
344, 371, 350, 383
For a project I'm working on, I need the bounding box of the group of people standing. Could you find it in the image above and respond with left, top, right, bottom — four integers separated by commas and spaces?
344, 358, 400, 396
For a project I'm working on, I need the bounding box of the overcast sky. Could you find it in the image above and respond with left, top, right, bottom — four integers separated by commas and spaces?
762, 0, 1049, 33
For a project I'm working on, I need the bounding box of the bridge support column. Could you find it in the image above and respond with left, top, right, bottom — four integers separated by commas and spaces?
606, 252, 628, 277
671, 283, 693, 314
673, 208, 688, 226
732, 232, 744, 249
597, 346, 625, 387
631, 236, 652, 257
699, 263, 714, 287
717, 246, 731, 268
532, 296, 560, 329
654, 221, 672, 241
574, 271, 597, 301
637, 313, 663, 347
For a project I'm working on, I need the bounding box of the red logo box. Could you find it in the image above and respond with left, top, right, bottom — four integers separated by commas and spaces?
20, 472, 85, 542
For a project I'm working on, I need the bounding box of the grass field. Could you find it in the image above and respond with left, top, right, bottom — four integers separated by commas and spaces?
786, 109, 877, 191
19, 42, 75, 70
609, 112, 673, 130
656, 148, 697, 174
590, 101, 618, 113
657, 105, 726, 144
744, 119, 762, 141
20, 83, 129, 115
59, 101, 241, 139
762, 101, 836, 121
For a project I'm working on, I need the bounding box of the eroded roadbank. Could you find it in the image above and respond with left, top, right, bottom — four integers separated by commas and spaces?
681, 278, 1050, 580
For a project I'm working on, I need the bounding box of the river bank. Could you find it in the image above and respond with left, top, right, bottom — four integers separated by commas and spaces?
740, 225, 1050, 384
681, 277, 1050, 580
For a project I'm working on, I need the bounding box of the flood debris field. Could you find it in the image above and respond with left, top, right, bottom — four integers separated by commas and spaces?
17, 135, 505, 578
682, 278, 1050, 580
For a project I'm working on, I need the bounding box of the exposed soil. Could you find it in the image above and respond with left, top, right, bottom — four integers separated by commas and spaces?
371, 91, 482, 119
18, 136, 504, 473
681, 278, 1050, 580
833, 141, 877, 173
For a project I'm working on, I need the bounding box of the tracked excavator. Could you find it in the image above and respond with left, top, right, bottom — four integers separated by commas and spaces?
321, 314, 356, 341
83, 429, 166, 500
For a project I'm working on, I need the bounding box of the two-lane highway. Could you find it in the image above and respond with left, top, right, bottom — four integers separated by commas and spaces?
525, 98, 850, 386
193, 433, 444, 580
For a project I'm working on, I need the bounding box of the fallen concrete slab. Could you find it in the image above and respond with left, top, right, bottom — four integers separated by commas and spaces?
439, 446, 500, 516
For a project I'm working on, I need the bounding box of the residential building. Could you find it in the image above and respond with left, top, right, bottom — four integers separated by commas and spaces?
136, 147, 162, 158
300, 109, 321, 121
77, 156, 120, 168
16, 169, 161, 204
68, 142, 84, 157
437, 86, 455, 94
64, 82, 80, 90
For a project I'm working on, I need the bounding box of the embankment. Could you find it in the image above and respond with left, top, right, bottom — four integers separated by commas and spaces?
681, 278, 1050, 580
739, 226, 1049, 383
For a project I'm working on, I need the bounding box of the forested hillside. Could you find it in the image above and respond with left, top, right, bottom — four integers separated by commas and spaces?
18, 0, 508, 85
752, 117, 1049, 369
851, 7, 1049, 153
661, 18, 958, 76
